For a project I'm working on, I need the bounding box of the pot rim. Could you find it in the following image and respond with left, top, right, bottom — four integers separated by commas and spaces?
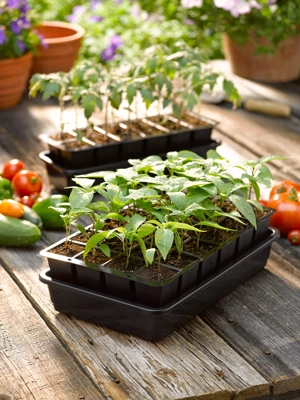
36, 21, 85, 44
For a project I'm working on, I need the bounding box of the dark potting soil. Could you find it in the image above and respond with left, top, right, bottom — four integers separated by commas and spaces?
126, 120, 166, 136
180, 113, 211, 127
135, 263, 177, 283
107, 256, 145, 273
50, 242, 84, 257
50, 132, 76, 141
163, 250, 197, 270
184, 240, 218, 258
77, 248, 110, 265
147, 115, 179, 131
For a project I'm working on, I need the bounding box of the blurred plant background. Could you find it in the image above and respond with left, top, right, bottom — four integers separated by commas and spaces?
27, 0, 223, 65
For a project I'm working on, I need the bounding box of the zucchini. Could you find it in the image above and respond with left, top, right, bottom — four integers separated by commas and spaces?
0, 214, 41, 246
22, 205, 43, 228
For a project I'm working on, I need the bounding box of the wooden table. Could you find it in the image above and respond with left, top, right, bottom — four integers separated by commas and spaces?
0, 63, 300, 400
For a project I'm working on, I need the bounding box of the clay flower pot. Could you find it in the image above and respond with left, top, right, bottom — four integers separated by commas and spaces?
31, 21, 85, 74
0, 52, 33, 110
223, 33, 300, 82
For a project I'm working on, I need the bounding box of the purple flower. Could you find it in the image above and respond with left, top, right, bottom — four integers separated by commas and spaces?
17, 39, 26, 53
10, 20, 21, 34
115, 0, 122, 4
101, 46, 116, 62
7, 0, 22, 8
101, 35, 122, 62
91, 0, 101, 10
20, 2, 30, 13
20, 16, 30, 29
110, 34, 122, 50
90, 15, 103, 23
67, 5, 86, 23
0, 27, 6, 45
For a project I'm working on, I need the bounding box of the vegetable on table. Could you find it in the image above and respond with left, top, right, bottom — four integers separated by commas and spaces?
32, 194, 69, 229
0, 199, 24, 218
2, 159, 25, 181
268, 187, 300, 236
269, 179, 300, 198
287, 230, 300, 246
12, 170, 42, 197
0, 177, 14, 200
0, 214, 41, 246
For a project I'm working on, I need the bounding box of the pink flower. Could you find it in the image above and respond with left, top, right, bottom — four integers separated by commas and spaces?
181, 0, 203, 9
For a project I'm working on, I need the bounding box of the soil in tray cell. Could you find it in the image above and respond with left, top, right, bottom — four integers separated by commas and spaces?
180, 113, 212, 127
136, 263, 177, 283
163, 251, 197, 270
184, 240, 218, 258
107, 255, 145, 274
50, 242, 85, 257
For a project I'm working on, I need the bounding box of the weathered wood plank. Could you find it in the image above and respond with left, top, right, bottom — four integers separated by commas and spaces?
202, 103, 300, 182
0, 266, 103, 399
201, 239, 300, 384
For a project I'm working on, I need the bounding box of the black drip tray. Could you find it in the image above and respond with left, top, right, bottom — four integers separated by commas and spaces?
40, 228, 279, 341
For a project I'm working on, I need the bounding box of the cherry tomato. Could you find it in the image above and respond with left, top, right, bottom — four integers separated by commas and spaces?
268, 189, 300, 236
287, 230, 300, 246
269, 180, 300, 199
12, 170, 42, 197
0, 199, 24, 218
29, 192, 43, 204
19, 196, 35, 208
2, 159, 25, 181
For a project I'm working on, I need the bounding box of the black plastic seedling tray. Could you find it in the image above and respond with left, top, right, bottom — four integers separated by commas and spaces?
40, 228, 279, 341
39, 139, 221, 192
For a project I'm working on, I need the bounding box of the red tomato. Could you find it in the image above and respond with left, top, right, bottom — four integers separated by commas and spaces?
12, 170, 42, 197
287, 230, 300, 246
2, 159, 25, 181
29, 192, 43, 204
19, 196, 35, 208
259, 199, 268, 207
269, 180, 300, 199
268, 189, 300, 236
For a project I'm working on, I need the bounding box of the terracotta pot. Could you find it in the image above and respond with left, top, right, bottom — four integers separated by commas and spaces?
223, 34, 300, 82
0, 52, 33, 110
31, 21, 85, 74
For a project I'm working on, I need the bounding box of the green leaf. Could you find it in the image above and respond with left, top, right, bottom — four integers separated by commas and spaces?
137, 223, 156, 238
172, 103, 182, 119
126, 84, 137, 105
99, 243, 111, 258
81, 94, 97, 119
146, 248, 156, 265
140, 89, 155, 109
126, 214, 146, 233
126, 188, 160, 200
72, 178, 95, 190
69, 188, 94, 209
42, 82, 61, 100
155, 228, 174, 260
84, 231, 108, 258
229, 194, 257, 229
167, 192, 187, 211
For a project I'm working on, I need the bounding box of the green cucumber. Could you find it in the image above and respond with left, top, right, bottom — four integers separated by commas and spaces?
22, 205, 43, 228
32, 194, 69, 229
0, 214, 41, 246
